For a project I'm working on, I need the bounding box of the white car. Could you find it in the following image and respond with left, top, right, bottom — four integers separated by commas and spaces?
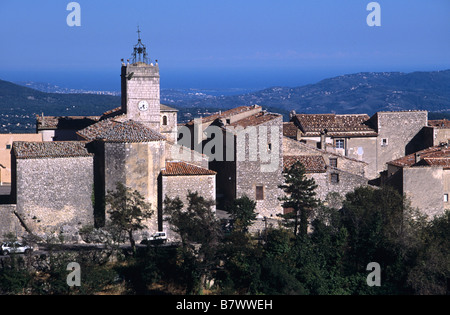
1, 242, 33, 255
149, 231, 167, 242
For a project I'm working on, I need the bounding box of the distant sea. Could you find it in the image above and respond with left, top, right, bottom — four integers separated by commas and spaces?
0, 67, 367, 93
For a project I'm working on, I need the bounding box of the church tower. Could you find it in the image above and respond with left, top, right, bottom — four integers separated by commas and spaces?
121, 28, 160, 131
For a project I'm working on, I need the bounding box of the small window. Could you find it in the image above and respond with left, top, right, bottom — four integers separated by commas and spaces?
6, 144, 11, 150
226, 119, 231, 124
335, 139, 345, 149
162, 115, 168, 126
331, 173, 339, 184
381, 138, 388, 147
444, 194, 448, 203
256, 185, 264, 201
268, 143, 272, 151
330, 158, 338, 168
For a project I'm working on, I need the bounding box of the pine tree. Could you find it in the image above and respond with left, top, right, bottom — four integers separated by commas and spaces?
278, 161, 319, 238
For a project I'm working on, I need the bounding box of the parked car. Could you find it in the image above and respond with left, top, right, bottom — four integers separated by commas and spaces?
140, 231, 167, 245
1, 242, 33, 255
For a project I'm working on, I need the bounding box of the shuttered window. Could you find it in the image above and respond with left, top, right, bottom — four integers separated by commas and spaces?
256, 186, 264, 200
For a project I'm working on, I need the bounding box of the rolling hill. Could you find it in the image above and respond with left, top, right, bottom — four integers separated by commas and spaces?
1, 69, 450, 132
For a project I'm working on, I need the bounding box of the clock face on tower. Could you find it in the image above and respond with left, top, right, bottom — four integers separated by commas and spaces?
138, 100, 149, 111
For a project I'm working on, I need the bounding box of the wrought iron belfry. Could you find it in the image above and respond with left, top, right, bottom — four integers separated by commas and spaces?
131, 26, 150, 64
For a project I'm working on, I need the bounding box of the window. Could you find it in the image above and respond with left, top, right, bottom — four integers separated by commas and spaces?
331, 173, 339, 184
335, 139, 345, 149
381, 138, 388, 147
444, 194, 448, 203
162, 115, 168, 126
6, 144, 11, 150
226, 119, 231, 124
268, 143, 272, 151
330, 158, 338, 168
256, 185, 264, 201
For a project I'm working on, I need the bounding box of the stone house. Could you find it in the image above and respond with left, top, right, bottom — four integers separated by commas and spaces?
384, 142, 450, 218
287, 111, 429, 179
282, 136, 369, 206
180, 105, 285, 219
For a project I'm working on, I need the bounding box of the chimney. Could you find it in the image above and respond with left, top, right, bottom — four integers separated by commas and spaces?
320, 129, 328, 151
415, 152, 421, 164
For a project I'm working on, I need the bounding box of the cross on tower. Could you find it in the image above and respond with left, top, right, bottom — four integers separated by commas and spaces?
131, 26, 149, 64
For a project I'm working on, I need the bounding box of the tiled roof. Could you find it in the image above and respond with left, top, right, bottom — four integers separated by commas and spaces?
293, 114, 377, 137
227, 112, 281, 128
77, 119, 166, 143
186, 105, 261, 125
13, 141, 92, 159
428, 119, 450, 129
162, 161, 216, 176
283, 155, 327, 173
160, 104, 178, 112
388, 144, 450, 169
36, 116, 100, 130
283, 122, 298, 139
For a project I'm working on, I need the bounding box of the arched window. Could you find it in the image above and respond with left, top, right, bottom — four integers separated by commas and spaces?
162, 115, 168, 126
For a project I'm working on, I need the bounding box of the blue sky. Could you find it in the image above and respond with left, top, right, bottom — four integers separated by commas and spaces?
0, 0, 449, 90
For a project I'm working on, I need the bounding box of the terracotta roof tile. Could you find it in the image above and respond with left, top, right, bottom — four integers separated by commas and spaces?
428, 119, 450, 129
77, 119, 165, 143
13, 141, 92, 159
186, 105, 261, 125
162, 161, 216, 176
36, 116, 100, 130
283, 155, 327, 173
388, 144, 450, 168
283, 122, 298, 139
227, 112, 281, 128
293, 114, 377, 137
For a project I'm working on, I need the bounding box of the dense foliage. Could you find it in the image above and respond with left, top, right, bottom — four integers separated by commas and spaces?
0, 183, 448, 295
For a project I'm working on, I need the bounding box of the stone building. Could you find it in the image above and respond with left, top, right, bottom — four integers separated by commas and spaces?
385, 143, 450, 218
282, 136, 369, 206
287, 111, 429, 179
180, 105, 285, 219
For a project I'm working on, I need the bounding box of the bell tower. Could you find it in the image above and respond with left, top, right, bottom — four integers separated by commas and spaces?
121, 27, 160, 131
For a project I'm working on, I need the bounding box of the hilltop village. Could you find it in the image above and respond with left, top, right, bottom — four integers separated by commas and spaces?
0, 38, 449, 242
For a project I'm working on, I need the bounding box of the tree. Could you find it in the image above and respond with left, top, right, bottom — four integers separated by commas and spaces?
105, 182, 153, 256
164, 191, 222, 294
279, 161, 320, 238
225, 195, 257, 233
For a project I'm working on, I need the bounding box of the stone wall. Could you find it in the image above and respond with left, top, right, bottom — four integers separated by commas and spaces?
160, 111, 178, 143
15, 156, 94, 240
161, 174, 216, 240
103, 141, 165, 234
310, 167, 369, 203
402, 166, 445, 218
283, 136, 367, 177
374, 111, 428, 173
0, 205, 25, 239
235, 116, 284, 219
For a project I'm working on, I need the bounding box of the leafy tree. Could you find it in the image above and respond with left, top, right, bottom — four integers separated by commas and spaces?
164, 191, 222, 294
279, 161, 320, 238
105, 182, 153, 256
225, 195, 257, 233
